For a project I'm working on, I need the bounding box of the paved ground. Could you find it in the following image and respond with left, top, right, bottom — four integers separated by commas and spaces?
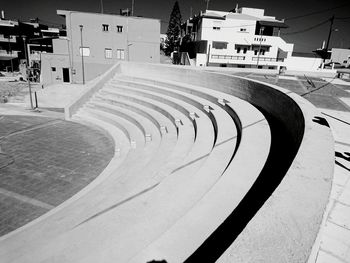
0, 114, 114, 236
241, 73, 350, 112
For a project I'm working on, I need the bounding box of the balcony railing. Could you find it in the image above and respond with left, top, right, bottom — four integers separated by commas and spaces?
0, 50, 19, 58
0, 34, 16, 43
211, 55, 245, 60
252, 57, 284, 62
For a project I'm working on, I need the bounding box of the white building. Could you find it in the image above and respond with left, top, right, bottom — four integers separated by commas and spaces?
181, 7, 294, 69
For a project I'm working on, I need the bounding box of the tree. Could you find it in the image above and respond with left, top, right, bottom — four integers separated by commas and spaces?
165, 1, 182, 56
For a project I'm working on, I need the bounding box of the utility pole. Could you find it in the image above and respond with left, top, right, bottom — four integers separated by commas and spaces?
256, 26, 265, 68
79, 25, 85, 85
325, 15, 334, 51
22, 36, 33, 109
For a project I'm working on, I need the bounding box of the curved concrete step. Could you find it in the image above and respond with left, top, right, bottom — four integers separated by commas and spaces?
96, 88, 216, 166
93, 92, 199, 168
107, 82, 235, 149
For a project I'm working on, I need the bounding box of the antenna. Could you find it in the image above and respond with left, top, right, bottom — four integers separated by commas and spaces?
205, 0, 210, 11
131, 0, 134, 16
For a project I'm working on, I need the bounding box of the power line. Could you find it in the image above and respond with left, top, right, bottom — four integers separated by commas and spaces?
335, 16, 350, 20
282, 18, 330, 35
285, 3, 350, 21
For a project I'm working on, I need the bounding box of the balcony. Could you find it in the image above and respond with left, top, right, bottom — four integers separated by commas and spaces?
0, 50, 19, 60
0, 35, 16, 43
211, 54, 245, 60
252, 57, 284, 62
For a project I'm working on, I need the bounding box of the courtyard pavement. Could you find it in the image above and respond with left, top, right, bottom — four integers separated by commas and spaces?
0, 111, 114, 236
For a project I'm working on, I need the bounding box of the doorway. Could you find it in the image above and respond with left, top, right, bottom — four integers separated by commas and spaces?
62, 68, 70, 83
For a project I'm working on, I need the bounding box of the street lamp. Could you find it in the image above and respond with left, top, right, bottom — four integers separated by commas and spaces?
256, 26, 265, 68
22, 36, 34, 109
79, 25, 85, 85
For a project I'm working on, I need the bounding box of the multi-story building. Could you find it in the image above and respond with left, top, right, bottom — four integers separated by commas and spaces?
181, 7, 294, 69
41, 10, 160, 84
0, 13, 62, 74
0, 19, 21, 72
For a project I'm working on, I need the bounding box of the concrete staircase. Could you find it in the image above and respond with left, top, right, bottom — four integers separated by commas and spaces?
0, 62, 334, 263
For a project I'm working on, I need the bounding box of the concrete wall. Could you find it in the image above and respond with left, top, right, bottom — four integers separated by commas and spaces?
285, 55, 323, 71
40, 53, 70, 85
64, 62, 121, 119
331, 48, 350, 64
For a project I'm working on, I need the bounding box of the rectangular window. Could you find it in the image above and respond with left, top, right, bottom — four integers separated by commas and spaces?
117, 25, 123, 33
243, 48, 247, 54
237, 47, 241, 54
213, 27, 221, 30
105, 48, 112, 59
212, 41, 227, 49
116, 49, 125, 60
79, 47, 90, 57
51, 67, 56, 72
102, 24, 109, 31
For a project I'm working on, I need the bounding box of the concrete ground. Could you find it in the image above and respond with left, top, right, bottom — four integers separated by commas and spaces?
0, 110, 114, 237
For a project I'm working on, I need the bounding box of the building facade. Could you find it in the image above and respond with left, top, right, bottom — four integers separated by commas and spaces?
0, 13, 62, 77
330, 48, 350, 66
41, 10, 160, 84
181, 7, 294, 69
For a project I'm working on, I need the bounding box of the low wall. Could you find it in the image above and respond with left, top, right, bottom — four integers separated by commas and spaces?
118, 61, 334, 262
64, 62, 121, 119
285, 56, 323, 71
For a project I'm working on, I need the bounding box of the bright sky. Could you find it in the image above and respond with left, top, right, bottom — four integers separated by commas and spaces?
2, 0, 350, 52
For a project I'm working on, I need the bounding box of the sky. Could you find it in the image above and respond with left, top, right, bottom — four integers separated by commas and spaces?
1, 0, 350, 52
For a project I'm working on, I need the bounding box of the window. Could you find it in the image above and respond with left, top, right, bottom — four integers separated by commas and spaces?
105, 48, 112, 59
116, 49, 125, 60
254, 50, 258, 55
102, 24, 109, 31
240, 28, 246, 32
243, 48, 247, 54
212, 41, 227, 49
79, 47, 90, 57
213, 27, 221, 30
237, 47, 241, 54
51, 67, 56, 72
117, 25, 123, 33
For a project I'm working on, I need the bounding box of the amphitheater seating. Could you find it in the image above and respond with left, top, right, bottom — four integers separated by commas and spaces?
0, 62, 334, 263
